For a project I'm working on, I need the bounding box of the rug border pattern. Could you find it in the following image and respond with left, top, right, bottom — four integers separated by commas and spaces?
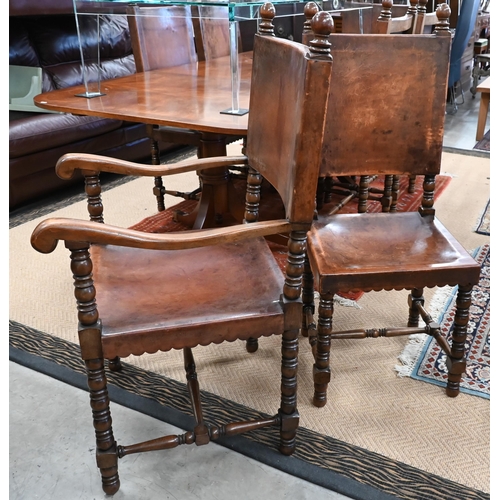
9, 321, 489, 500
475, 199, 490, 236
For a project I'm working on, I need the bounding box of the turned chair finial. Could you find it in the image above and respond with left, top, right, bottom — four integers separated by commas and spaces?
417, 0, 429, 14
408, 0, 420, 15
258, 2, 276, 36
379, 0, 394, 19
303, 1, 320, 34
433, 3, 451, 35
308, 11, 334, 60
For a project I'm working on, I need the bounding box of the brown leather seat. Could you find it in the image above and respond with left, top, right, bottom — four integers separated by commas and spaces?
30, 5, 335, 494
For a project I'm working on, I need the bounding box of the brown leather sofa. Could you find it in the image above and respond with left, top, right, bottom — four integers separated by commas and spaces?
9, 0, 179, 210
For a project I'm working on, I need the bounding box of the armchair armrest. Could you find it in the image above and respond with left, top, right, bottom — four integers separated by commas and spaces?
31, 217, 293, 254
56, 153, 248, 180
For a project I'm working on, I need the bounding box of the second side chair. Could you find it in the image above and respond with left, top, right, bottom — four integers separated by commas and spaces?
301, 14, 482, 408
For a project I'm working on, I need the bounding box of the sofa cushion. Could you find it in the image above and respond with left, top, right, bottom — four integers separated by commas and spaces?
9, 15, 136, 92
9, 20, 40, 67
9, 111, 124, 158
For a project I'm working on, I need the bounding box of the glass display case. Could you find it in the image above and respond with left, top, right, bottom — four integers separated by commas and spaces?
73, 0, 373, 114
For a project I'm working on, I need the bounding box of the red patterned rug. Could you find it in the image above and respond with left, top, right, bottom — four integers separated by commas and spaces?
131, 174, 452, 302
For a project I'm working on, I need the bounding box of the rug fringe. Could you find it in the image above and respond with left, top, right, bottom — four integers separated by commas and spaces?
394, 285, 454, 377
313, 291, 362, 309
334, 294, 362, 309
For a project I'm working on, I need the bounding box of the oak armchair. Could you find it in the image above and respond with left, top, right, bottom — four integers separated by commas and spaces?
30, 5, 334, 494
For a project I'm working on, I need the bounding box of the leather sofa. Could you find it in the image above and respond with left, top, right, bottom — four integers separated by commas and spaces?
9, 0, 179, 210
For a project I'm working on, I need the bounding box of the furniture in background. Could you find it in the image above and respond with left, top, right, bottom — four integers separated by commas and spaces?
8, 0, 179, 211
475, 75, 490, 140
447, 0, 482, 113
34, 51, 253, 229
470, 5, 490, 97
301, 17, 481, 408
373, 0, 417, 34
126, 4, 243, 212
30, 5, 334, 493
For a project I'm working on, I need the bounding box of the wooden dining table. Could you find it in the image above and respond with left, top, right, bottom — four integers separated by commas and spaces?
34, 52, 254, 228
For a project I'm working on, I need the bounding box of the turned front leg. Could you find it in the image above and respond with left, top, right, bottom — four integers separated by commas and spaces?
68, 243, 119, 494
279, 230, 306, 455
86, 356, 120, 495
446, 285, 473, 397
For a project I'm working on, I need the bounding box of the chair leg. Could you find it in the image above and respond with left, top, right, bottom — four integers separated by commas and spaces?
301, 255, 315, 338
380, 174, 393, 213
389, 175, 400, 212
85, 357, 120, 495
279, 326, 300, 455
313, 292, 333, 408
357, 175, 370, 213
407, 174, 417, 194
446, 284, 473, 397
245, 338, 259, 353
150, 138, 166, 212
108, 356, 122, 372
408, 288, 424, 327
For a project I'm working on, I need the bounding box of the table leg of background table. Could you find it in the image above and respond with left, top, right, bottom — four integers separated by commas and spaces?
173, 133, 230, 229
476, 92, 490, 140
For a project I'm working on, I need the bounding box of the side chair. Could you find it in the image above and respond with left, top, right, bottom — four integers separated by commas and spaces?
30, 4, 334, 494
301, 10, 482, 408
126, 5, 243, 211
303, 0, 437, 213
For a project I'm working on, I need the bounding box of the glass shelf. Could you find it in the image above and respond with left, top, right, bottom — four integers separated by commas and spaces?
73, 0, 372, 114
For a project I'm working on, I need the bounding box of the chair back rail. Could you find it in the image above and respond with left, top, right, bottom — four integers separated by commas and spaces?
126, 5, 198, 72
320, 31, 451, 179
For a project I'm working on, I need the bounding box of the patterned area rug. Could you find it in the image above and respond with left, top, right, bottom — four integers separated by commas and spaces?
474, 130, 490, 152
475, 199, 490, 235
9, 150, 489, 500
396, 244, 490, 399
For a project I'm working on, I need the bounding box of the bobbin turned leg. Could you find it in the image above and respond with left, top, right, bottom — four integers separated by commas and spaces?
85, 355, 120, 495
446, 285, 472, 397
313, 292, 333, 407
408, 288, 424, 327
68, 243, 120, 494
279, 230, 305, 455
301, 255, 315, 338
245, 166, 262, 354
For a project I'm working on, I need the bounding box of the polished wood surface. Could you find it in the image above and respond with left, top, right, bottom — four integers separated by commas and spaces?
30, 6, 335, 494
34, 53, 252, 136
476, 75, 490, 140
35, 52, 253, 228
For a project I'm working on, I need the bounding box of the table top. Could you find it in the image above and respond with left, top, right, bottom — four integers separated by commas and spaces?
34, 52, 253, 136
477, 76, 490, 93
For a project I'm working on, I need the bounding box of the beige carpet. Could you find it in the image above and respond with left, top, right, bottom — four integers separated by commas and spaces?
10, 148, 490, 494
